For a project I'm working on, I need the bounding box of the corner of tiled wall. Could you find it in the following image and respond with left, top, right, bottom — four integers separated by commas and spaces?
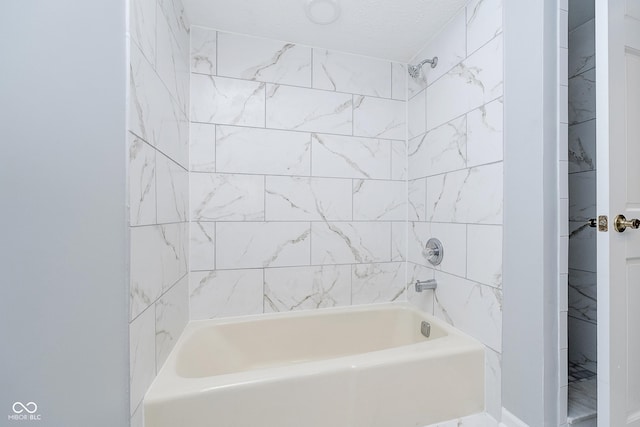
128, 0, 191, 425
187, 27, 412, 319
406, 0, 504, 420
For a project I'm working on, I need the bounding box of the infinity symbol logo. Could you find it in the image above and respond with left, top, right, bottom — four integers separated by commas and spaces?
12, 402, 38, 414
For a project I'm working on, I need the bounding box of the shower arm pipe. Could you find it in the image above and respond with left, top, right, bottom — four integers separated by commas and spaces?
415, 56, 438, 69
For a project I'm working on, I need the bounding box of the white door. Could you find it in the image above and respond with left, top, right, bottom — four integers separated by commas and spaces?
597, 0, 640, 425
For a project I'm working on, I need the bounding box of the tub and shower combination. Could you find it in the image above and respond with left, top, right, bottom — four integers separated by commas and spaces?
144, 303, 484, 427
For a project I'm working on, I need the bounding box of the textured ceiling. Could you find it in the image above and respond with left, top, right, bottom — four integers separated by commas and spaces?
182, 0, 468, 62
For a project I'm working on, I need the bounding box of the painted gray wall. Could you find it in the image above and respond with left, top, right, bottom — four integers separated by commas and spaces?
0, 1, 129, 426
503, 0, 559, 425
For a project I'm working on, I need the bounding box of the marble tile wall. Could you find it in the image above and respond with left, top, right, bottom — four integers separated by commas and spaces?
405, 0, 503, 420
567, 9, 597, 376
128, 0, 190, 423
188, 27, 409, 320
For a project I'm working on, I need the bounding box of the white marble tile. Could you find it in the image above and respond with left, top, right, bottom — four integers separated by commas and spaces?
311, 133, 391, 179
353, 180, 407, 221
311, 222, 391, 265
466, 99, 503, 167
426, 162, 503, 224
352, 262, 406, 304
391, 140, 407, 181
466, 0, 503, 55
130, 0, 156, 67
190, 122, 216, 172
485, 348, 502, 421
313, 49, 391, 97
408, 179, 426, 221
266, 84, 352, 134
408, 115, 467, 179
264, 265, 351, 312
568, 316, 597, 371
129, 305, 155, 413
190, 26, 216, 75
156, 153, 188, 223
218, 32, 312, 87
467, 225, 502, 288
130, 44, 189, 168
392, 222, 407, 262
568, 68, 596, 125
434, 271, 502, 352
408, 10, 466, 97
391, 62, 407, 101
568, 171, 596, 221
216, 222, 311, 269
353, 95, 405, 140
189, 269, 263, 319
157, 0, 190, 46
568, 222, 596, 273
129, 134, 156, 226
265, 176, 352, 221
408, 89, 426, 139
568, 19, 596, 77
190, 173, 264, 221
216, 126, 311, 176
568, 269, 597, 323
408, 222, 467, 277
130, 223, 188, 319
568, 119, 596, 173
190, 221, 215, 271
190, 74, 266, 127
406, 262, 435, 313
155, 276, 188, 370
426, 34, 503, 131
156, 11, 190, 116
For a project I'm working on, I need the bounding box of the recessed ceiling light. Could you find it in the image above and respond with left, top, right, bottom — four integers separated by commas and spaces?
305, 0, 341, 25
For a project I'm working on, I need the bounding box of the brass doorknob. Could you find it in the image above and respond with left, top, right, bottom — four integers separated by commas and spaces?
614, 214, 640, 232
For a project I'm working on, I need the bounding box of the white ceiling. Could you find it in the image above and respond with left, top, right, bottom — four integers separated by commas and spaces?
182, 0, 468, 62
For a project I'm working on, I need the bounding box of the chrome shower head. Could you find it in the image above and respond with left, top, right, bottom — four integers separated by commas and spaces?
408, 56, 438, 78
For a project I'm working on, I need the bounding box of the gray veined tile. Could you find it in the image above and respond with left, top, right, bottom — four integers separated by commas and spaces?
391, 62, 407, 101
568, 170, 596, 222
155, 276, 188, 370
266, 84, 352, 135
189, 122, 216, 172
156, 11, 190, 117
216, 126, 311, 176
568, 316, 597, 372
352, 262, 407, 305
407, 222, 467, 278
189, 269, 263, 319
190, 173, 264, 221
353, 95, 406, 140
311, 222, 391, 265
264, 265, 351, 312
408, 178, 426, 221
129, 134, 156, 226
218, 32, 312, 87
408, 115, 467, 180
190, 221, 215, 271
311, 133, 391, 180
156, 153, 188, 224
568, 269, 597, 324
216, 222, 311, 269
190, 27, 216, 75
568, 19, 595, 78
129, 305, 155, 413
568, 221, 596, 273
353, 180, 407, 221
467, 225, 503, 288
391, 222, 407, 262
466, 0, 503, 55
568, 119, 596, 173
391, 140, 407, 180
157, 0, 190, 50
130, 0, 156, 67
568, 68, 596, 125
313, 49, 391, 98
265, 176, 352, 221
466, 98, 503, 167
190, 74, 266, 127
407, 89, 426, 139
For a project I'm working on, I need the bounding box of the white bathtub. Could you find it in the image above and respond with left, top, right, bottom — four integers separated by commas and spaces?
144, 303, 484, 427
